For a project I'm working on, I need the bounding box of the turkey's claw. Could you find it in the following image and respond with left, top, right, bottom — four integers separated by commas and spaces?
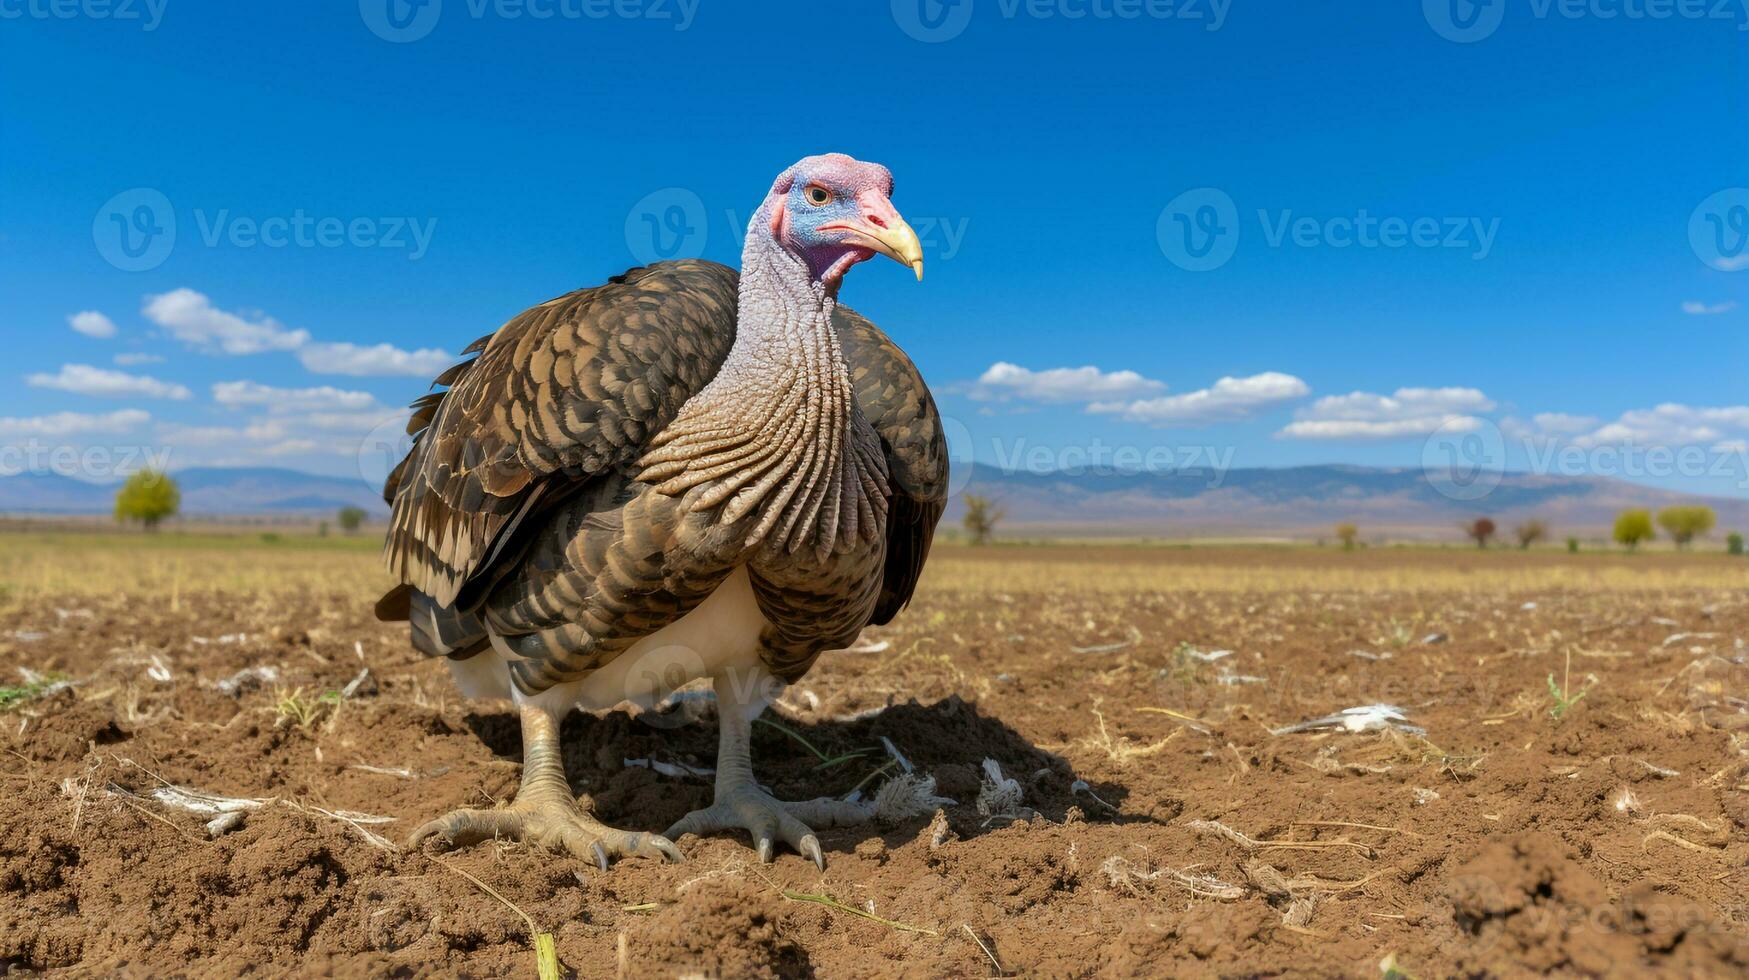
412, 798, 682, 868
665, 785, 825, 869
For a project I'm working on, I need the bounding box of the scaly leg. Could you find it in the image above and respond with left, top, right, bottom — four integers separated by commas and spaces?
664, 671, 859, 869
411, 703, 681, 869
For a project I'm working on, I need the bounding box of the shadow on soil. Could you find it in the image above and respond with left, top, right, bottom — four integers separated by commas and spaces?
462, 694, 1152, 854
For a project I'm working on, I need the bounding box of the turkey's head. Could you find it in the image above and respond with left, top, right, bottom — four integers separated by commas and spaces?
761, 153, 924, 288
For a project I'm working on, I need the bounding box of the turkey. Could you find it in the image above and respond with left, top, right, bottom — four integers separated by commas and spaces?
376, 153, 946, 869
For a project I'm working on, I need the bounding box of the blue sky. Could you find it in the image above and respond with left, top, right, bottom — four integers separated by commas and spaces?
2, 0, 1745, 499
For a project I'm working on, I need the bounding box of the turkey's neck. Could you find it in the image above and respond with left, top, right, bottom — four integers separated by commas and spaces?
637, 229, 886, 557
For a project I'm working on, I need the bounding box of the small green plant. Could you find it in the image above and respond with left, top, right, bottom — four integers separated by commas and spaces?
1728, 532, 1744, 556
1566, 536, 1579, 554
275, 687, 342, 728
260, 532, 282, 544
0, 670, 70, 712
1546, 651, 1589, 720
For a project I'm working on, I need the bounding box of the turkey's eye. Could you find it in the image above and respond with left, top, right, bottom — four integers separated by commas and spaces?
804, 184, 833, 207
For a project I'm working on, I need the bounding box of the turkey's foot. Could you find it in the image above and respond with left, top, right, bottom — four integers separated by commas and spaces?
411, 797, 682, 869
665, 783, 842, 868
411, 702, 682, 869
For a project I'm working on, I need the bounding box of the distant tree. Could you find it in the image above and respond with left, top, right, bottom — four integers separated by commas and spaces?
1464, 517, 1497, 549
1728, 531, 1744, 556
1656, 506, 1716, 550
114, 469, 179, 531
337, 506, 368, 535
1566, 536, 1580, 554
1613, 509, 1654, 552
1334, 522, 1359, 551
961, 495, 1005, 546
1514, 520, 1548, 550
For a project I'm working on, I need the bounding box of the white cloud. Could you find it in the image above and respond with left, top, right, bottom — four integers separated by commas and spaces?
1571, 403, 1749, 449
212, 380, 380, 413
298, 341, 453, 378
0, 408, 150, 438
1681, 300, 1738, 315
142, 288, 310, 355
1278, 386, 1494, 440
1089, 372, 1310, 426
139, 287, 455, 379
114, 352, 165, 366
964, 362, 1166, 403
26, 364, 191, 400
68, 310, 117, 338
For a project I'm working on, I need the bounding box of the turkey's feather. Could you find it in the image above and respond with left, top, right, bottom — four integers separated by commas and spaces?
377, 260, 945, 663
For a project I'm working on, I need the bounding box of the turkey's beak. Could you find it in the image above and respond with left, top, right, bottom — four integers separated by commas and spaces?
835, 191, 925, 280
864, 219, 925, 281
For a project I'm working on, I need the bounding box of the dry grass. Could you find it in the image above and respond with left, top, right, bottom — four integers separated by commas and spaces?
920, 543, 1747, 594
1, 530, 1741, 606
0, 531, 390, 600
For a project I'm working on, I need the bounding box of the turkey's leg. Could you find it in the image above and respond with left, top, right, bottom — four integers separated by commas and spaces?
664, 670, 860, 869
410, 702, 681, 868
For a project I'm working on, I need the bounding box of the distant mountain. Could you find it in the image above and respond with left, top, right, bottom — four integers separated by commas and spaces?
3, 463, 1743, 536
0, 467, 387, 517
945, 463, 1749, 538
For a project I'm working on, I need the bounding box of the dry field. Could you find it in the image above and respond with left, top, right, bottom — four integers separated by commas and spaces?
2, 532, 1747, 977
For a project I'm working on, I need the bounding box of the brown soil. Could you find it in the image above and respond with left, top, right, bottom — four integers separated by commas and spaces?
2, 547, 1747, 977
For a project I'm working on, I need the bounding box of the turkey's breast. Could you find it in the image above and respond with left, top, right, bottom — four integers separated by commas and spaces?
473, 462, 889, 701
